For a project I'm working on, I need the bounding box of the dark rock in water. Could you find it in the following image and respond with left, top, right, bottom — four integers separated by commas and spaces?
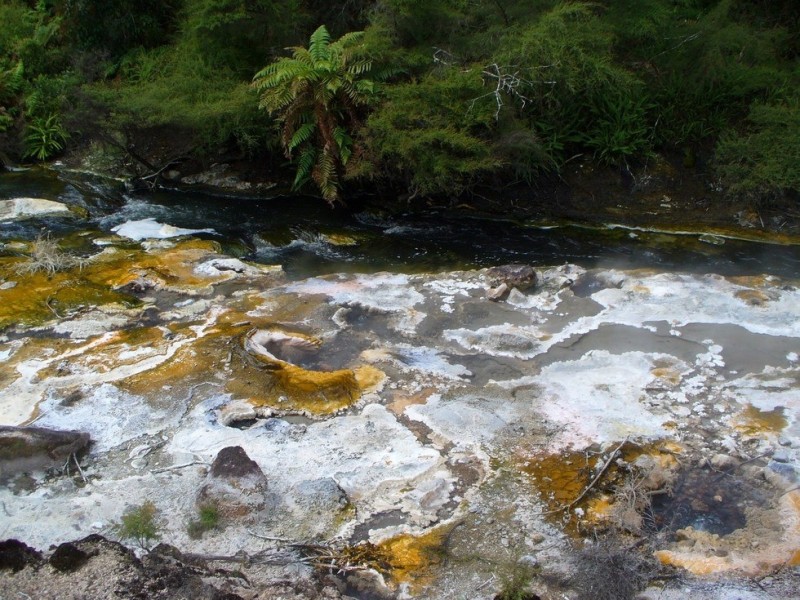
198, 446, 268, 519
0, 539, 43, 572
486, 264, 537, 301
0, 425, 90, 479
49, 542, 93, 572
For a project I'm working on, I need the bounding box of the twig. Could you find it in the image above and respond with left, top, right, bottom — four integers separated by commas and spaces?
150, 460, 208, 474
475, 573, 496, 591
247, 530, 293, 543
45, 296, 64, 318
72, 452, 87, 484
540, 438, 629, 515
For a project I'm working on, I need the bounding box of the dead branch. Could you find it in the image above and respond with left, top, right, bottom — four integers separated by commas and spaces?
540, 437, 629, 515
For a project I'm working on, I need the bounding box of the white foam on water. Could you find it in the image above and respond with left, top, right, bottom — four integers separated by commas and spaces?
111, 218, 216, 240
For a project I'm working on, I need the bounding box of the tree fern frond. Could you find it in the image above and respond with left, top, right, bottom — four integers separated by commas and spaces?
293, 147, 317, 190
309, 26, 331, 63
289, 122, 317, 151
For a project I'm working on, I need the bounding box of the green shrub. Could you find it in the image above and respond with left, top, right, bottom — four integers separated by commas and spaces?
23, 113, 68, 160
186, 503, 221, 539
116, 500, 161, 550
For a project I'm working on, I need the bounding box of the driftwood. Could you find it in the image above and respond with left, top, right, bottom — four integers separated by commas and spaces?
188, 537, 392, 576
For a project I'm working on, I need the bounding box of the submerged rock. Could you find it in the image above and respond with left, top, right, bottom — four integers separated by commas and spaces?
0, 197, 71, 221
0, 425, 90, 479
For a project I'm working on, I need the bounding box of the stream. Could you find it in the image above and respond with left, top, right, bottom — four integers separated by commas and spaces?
2, 167, 799, 279
1, 167, 800, 599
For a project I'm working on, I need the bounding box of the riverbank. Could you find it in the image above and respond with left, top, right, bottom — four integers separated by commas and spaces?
60, 137, 800, 246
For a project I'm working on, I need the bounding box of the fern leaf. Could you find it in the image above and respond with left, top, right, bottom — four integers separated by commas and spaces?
309, 26, 331, 63
289, 122, 317, 151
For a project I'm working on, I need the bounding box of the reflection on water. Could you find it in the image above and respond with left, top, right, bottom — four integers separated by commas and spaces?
2, 168, 800, 280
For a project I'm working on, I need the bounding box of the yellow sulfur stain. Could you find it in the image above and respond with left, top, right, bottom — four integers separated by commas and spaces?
733, 404, 787, 437
650, 367, 682, 386
377, 526, 451, 590
519, 440, 683, 534
0, 239, 270, 331
654, 550, 729, 576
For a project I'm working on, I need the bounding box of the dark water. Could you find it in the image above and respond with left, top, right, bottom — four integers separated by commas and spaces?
2, 168, 799, 279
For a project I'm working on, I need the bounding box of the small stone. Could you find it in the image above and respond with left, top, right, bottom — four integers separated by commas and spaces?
713, 548, 728, 557
530, 533, 545, 544
500, 537, 510, 547
709, 453, 740, 470
486, 282, 509, 301
518, 554, 538, 567
771, 449, 791, 463
0, 281, 16, 290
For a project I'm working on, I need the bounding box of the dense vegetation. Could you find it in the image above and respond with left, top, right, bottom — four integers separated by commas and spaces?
1, 0, 797, 205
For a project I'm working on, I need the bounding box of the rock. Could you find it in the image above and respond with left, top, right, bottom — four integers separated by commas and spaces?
485, 264, 537, 301
0, 425, 90, 480
286, 478, 350, 538
209, 445, 264, 480
49, 542, 93, 572
486, 282, 510, 301
0, 535, 252, 599
0, 539, 43, 572
771, 449, 791, 463
197, 446, 268, 518
0, 197, 71, 221
709, 453, 740, 470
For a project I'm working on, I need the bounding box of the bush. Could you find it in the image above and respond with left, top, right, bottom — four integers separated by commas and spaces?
571, 537, 656, 600
715, 98, 800, 200
364, 67, 503, 196
116, 501, 161, 550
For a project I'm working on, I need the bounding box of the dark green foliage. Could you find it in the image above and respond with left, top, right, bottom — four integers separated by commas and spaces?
55, 0, 180, 60
715, 98, 800, 200
364, 68, 502, 196
0, 0, 797, 202
581, 90, 654, 166
180, 0, 307, 76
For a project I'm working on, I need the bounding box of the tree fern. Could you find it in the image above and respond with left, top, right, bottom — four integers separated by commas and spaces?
252, 23, 384, 204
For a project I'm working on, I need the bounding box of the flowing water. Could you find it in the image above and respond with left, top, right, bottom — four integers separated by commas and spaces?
2, 167, 799, 278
